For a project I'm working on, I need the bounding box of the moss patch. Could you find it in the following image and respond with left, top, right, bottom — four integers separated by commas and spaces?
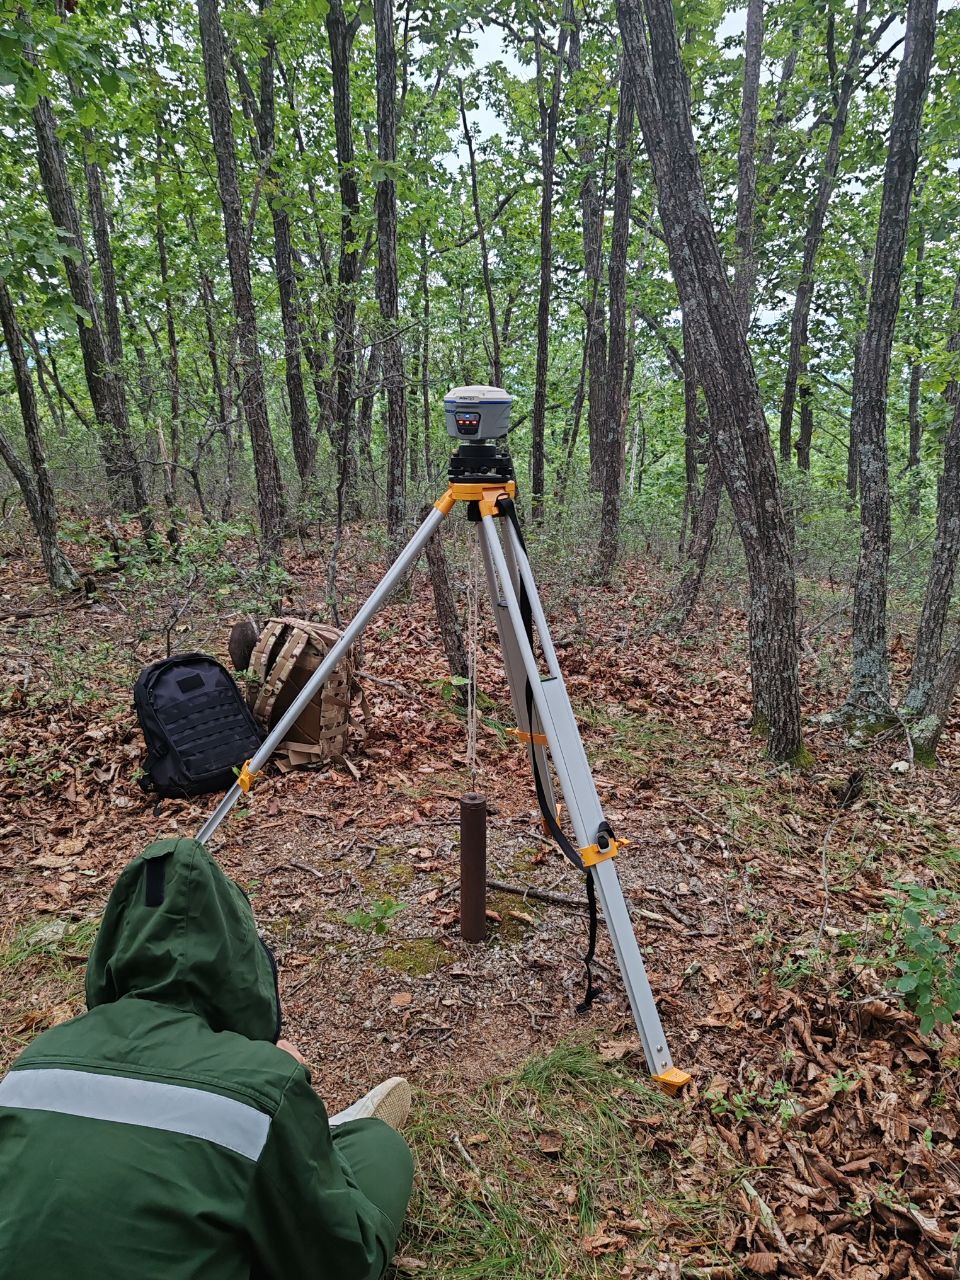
380, 938, 454, 976
357, 846, 416, 891
488, 892, 541, 942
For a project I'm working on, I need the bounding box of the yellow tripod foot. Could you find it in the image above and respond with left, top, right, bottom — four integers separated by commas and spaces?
652, 1067, 692, 1096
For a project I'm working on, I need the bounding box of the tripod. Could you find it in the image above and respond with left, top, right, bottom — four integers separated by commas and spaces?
197, 443, 688, 1091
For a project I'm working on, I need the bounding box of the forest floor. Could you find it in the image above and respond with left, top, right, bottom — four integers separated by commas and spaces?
1, 519, 959, 1279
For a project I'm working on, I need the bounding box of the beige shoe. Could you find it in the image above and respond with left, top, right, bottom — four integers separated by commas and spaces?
328, 1077, 412, 1131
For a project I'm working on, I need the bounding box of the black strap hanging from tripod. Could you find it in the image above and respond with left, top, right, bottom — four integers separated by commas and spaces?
497, 496, 601, 1013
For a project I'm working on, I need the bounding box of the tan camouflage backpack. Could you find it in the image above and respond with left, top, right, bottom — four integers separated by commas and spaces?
248, 618, 368, 770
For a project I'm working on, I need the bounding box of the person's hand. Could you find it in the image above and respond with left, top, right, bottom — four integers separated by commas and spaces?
277, 1039, 308, 1065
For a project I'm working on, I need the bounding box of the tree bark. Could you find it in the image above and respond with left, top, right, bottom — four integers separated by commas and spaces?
531, 3, 572, 519
375, 0, 408, 549
846, 0, 936, 721
779, 1, 868, 464
731, 0, 763, 331
618, 0, 805, 762
0, 279, 78, 590
198, 0, 285, 559
594, 63, 634, 584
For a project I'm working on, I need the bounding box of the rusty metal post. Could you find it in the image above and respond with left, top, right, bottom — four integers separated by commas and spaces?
459, 792, 487, 942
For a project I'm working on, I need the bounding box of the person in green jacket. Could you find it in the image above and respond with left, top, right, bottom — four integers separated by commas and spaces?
0, 837, 415, 1280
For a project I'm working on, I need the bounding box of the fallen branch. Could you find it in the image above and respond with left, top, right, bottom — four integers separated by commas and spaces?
742, 1178, 795, 1258
362, 673, 432, 708
486, 878, 585, 910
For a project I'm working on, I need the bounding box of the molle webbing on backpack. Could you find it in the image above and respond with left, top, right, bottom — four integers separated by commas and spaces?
249, 618, 367, 771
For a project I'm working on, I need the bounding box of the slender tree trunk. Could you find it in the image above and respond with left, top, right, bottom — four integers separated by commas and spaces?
257, 35, 315, 485
909, 627, 960, 764
374, 0, 408, 548
531, 3, 572, 519
326, 0, 362, 526
796, 379, 814, 471
906, 221, 926, 516
594, 64, 634, 584
568, 13, 610, 492
420, 508, 468, 687
846, 0, 937, 721
31, 93, 153, 539
731, 0, 763, 330
419, 233, 434, 482
153, 135, 182, 487
0, 279, 79, 590
198, 0, 284, 559
618, 0, 805, 762
458, 81, 502, 388
665, 454, 723, 633
779, 1, 868, 464
904, 393, 960, 716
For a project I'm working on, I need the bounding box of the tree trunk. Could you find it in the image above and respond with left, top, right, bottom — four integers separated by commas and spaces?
420, 508, 468, 688
568, 13, 610, 493
779, 1, 868, 464
905, 292, 960, 716
258, 35, 315, 486
198, 0, 285, 560
458, 81, 502, 388
731, 0, 763, 331
0, 279, 79, 590
796, 378, 814, 471
326, 0, 362, 526
419, 232, 434, 482
375, 0, 408, 549
846, 0, 937, 721
665, 453, 722, 633
594, 63, 634, 584
152, 135, 182, 489
910, 629, 960, 765
906, 221, 926, 516
618, 0, 805, 763
531, 3, 572, 519
31, 93, 153, 539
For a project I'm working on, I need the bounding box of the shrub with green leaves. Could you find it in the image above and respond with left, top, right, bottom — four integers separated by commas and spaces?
345, 896, 405, 936
881, 883, 960, 1035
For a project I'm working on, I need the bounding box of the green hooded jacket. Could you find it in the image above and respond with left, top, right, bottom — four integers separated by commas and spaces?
0, 838, 397, 1279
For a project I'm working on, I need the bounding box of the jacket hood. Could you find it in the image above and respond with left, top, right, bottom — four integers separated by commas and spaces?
86, 838, 281, 1042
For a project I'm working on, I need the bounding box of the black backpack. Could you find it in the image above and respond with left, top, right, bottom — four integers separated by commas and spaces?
134, 654, 263, 798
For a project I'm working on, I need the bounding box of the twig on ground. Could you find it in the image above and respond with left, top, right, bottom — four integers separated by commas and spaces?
362, 673, 432, 708
814, 814, 842, 952
742, 1177, 795, 1257
288, 859, 328, 881
450, 1133, 480, 1172
486, 878, 585, 909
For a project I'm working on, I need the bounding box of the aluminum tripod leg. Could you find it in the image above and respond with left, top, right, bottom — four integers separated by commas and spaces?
477, 535, 558, 823
477, 513, 680, 1081
196, 505, 449, 845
